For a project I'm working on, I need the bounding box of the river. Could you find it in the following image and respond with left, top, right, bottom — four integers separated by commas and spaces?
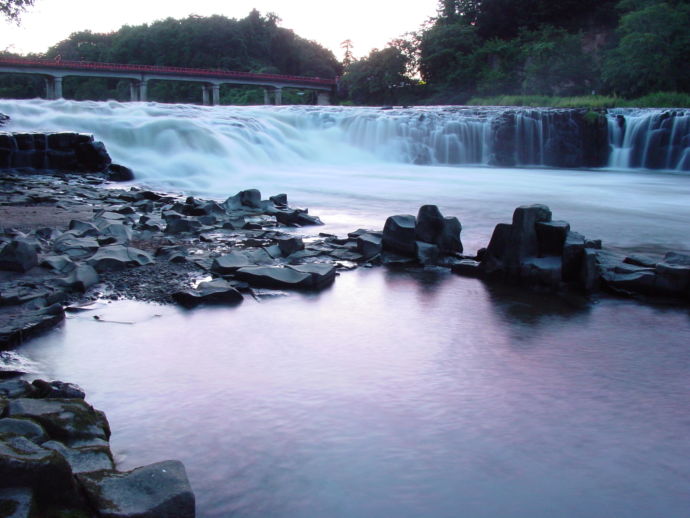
1, 99, 690, 517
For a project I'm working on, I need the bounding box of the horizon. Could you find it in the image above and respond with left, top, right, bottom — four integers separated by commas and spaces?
0, 0, 438, 62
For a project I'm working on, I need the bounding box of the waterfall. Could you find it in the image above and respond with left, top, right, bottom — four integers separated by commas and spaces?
607, 108, 690, 171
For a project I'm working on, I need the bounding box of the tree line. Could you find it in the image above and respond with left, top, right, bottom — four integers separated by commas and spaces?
0, 10, 341, 104
339, 0, 690, 105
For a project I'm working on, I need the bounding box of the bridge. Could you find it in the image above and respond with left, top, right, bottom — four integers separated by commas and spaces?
0, 56, 337, 105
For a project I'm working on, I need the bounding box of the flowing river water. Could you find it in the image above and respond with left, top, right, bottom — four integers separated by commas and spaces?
1, 100, 690, 517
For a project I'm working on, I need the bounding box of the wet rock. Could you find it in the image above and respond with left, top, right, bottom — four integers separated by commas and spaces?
276, 236, 304, 257
0, 380, 36, 398
43, 440, 114, 474
437, 216, 463, 254
603, 270, 656, 296
580, 248, 601, 293
416, 241, 440, 265
0, 418, 49, 444
88, 246, 154, 272
270, 193, 288, 207
382, 215, 417, 255
98, 223, 133, 245
0, 487, 35, 518
53, 235, 99, 259
68, 220, 99, 238
623, 254, 657, 268
0, 239, 38, 273
506, 204, 552, 267
211, 251, 251, 274
107, 163, 135, 182
536, 220, 570, 256
520, 256, 562, 287
223, 189, 262, 210
164, 217, 203, 235
562, 231, 585, 282
78, 460, 195, 518
415, 205, 444, 243
57, 264, 99, 292
172, 280, 243, 308
275, 209, 323, 226
356, 233, 382, 259
31, 379, 85, 399
235, 266, 312, 289
40, 254, 76, 274
654, 261, 690, 297
664, 251, 690, 266
8, 398, 110, 443
0, 436, 82, 507
480, 223, 512, 276
288, 264, 337, 289
450, 259, 481, 277
0, 304, 65, 349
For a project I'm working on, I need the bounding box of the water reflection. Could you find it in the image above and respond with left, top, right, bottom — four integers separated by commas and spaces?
16, 268, 690, 518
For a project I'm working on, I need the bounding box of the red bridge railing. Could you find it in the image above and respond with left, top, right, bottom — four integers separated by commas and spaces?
0, 56, 336, 86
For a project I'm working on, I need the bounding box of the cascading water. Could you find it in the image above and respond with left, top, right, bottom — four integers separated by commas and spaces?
607, 108, 690, 170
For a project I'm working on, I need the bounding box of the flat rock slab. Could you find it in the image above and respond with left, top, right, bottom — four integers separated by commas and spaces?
235, 266, 312, 289
78, 460, 195, 518
8, 398, 110, 443
0, 304, 65, 349
88, 246, 154, 272
172, 280, 243, 308
288, 264, 336, 289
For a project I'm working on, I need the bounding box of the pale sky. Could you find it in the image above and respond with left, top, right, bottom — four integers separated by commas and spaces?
1, 0, 439, 60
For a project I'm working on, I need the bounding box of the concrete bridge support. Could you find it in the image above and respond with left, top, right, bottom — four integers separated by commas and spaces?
53, 76, 63, 99
44, 78, 54, 100
317, 92, 330, 105
201, 85, 210, 106
274, 87, 282, 105
212, 84, 220, 106
263, 88, 270, 105
139, 80, 148, 102
130, 81, 139, 102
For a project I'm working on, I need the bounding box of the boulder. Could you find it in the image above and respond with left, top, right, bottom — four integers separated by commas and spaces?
505, 204, 552, 268
580, 248, 601, 293
654, 261, 690, 297
0, 239, 38, 273
535, 220, 570, 256
223, 189, 262, 211
40, 255, 76, 274
0, 487, 35, 518
480, 223, 512, 276
276, 236, 304, 257
42, 440, 114, 474
31, 379, 85, 399
8, 398, 110, 443
98, 223, 133, 245
52, 235, 99, 259
415, 205, 444, 243
288, 264, 336, 289
211, 251, 251, 274
275, 209, 323, 226
416, 241, 440, 265
437, 216, 463, 254
172, 280, 243, 308
78, 460, 195, 518
562, 231, 585, 282
270, 193, 288, 207
68, 220, 100, 238
382, 215, 417, 256
164, 218, 203, 235
57, 264, 99, 292
106, 164, 135, 182
87, 246, 153, 272
0, 436, 81, 507
356, 233, 382, 259
235, 266, 312, 289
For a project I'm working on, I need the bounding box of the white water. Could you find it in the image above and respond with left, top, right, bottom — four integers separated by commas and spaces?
2, 99, 690, 252
2, 99, 690, 518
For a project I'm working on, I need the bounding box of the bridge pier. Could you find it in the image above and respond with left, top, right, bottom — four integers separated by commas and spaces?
317, 92, 331, 106
263, 88, 270, 105
201, 85, 210, 106
130, 81, 139, 102
212, 84, 220, 106
53, 76, 63, 99
139, 80, 148, 102
44, 78, 54, 100
274, 87, 282, 106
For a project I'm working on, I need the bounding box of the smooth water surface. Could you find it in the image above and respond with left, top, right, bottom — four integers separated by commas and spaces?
19, 270, 690, 518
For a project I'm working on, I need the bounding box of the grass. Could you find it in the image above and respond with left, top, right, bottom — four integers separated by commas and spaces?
466, 92, 690, 109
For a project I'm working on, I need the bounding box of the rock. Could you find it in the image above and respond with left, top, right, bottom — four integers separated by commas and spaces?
57, 264, 99, 292
520, 256, 562, 287
164, 218, 203, 235
0, 239, 38, 273
78, 460, 195, 518
623, 254, 657, 268
382, 215, 417, 256
42, 440, 114, 474
235, 266, 312, 289
31, 379, 85, 399
0, 304, 65, 349
288, 264, 337, 289
275, 209, 323, 226
40, 255, 76, 274
603, 270, 656, 296
506, 204, 552, 267
223, 189, 262, 211
107, 163, 135, 182
480, 223, 512, 276
172, 280, 243, 308
580, 248, 600, 293
87, 246, 154, 272
654, 261, 690, 297
450, 259, 481, 277
270, 193, 288, 207
53, 235, 99, 259
8, 398, 110, 443
437, 216, 463, 254
211, 251, 251, 274
415, 205, 444, 243
416, 241, 440, 265
0, 418, 49, 444
98, 223, 133, 245
356, 233, 382, 259
664, 251, 690, 266
68, 220, 100, 238
0, 488, 36, 518
0, 436, 82, 507
562, 231, 585, 282
0, 380, 35, 398
535, 220, 570, 256
276, 236, 304, 257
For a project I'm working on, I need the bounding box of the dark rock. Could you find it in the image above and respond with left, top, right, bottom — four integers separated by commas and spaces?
0, 239, 38, 273
53, 235, 99, 259
7, 398, 110, 443
106, 163, 134, 181
480, 223, 512, 276
585, 239, 602, 249
235, 266, 312, 289
31, 379, 85, 399
68, 220, 100, 238
520, 256, 562, 287
654, 262, 690, 297
623, 254, 657, 268
450, 259, 481, 277
78, 460, 195, 518
223, 189, 262, 210
172, 280, 243, 308
604, 270, 656, 296
580, 248, 601, 293
164, 218, 202, 235
356, 233, 382, 259
40, 255, 76, 274
57, 264, 99, 292
275, 209, 323, 226
98, 223, 133, 245
562, 231, 585, 282
0, 418, 49, 444
0, 304, 65, 349
382, 214, 417, 255
535, 220, 570, 256
270, 193, 288, 207
288, 264, 336, 289
0, 379, 36, 398
211, 252, 251, 274
42, 440, 114, 474
664, 251, 690, 266
0, 487, 35, 518
87, 246, 153, 272
415, 205, 444, 243
0, 436, 82, 507
506, 204, 552, 267
75, 140, 111, 172
416, 241, 439, 265
437, 216, 463, 254
276, 236, 304, 257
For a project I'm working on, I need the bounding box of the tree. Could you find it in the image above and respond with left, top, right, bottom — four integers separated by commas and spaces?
340, 39, 354, 67
0, 0, 33, 23
340, 47, 408, 105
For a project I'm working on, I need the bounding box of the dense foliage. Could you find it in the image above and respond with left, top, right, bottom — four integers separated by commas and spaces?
339, 0, 690, 105
0, 10, 341, 104
0, 0, 32, 22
